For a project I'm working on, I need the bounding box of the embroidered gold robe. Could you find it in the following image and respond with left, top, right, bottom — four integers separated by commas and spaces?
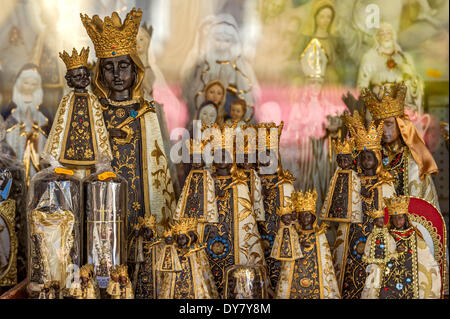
173, 169, 219, 242
203, 175, 265, 294
275, 224, 340, 299
43, 90, 112, 178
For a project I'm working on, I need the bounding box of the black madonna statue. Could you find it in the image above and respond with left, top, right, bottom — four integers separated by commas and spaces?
80, 8, 176, 234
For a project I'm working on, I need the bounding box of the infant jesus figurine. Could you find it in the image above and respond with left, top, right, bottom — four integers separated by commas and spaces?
361, 209, 399, 299
225, 99, 247, 127
43, 47, 112, 177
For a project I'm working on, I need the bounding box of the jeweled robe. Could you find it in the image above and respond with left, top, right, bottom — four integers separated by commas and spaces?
338, 177, 395, 299
382, 147, 440, 210
101, 99, 176, 234
258, 173, 294, 290
203, 175, 265, 295
378, 227, 441, 299
275, 224, 340, 299
173, 169, 218, 242
158, 245, 219, 299
44, 91, 112, 178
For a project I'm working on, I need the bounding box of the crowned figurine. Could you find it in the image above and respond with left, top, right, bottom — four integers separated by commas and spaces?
361, 209, 399, 299
106, 265, 134, 299
377, 196, 441, 299
43, 47, 112, 178
158, 218, 218, 299
202, 124, 265, 295
337, 111, 396, 299
80, 8, 176, 235
275, 190, 340, 299
173, 137, 218, 243
255, 122, 295, 291
361, 82, 440, 210
69, 264, 99, 299
128, 213, 162, 299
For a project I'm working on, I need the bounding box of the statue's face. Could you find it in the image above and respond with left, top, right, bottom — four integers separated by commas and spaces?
143, 227, 153, 239
374, 217, 385, 228
176, 234, 189, 248
382, 117, 400, 144
81, 276, 89, 284
100, 55, 136, 93
315, 7, 333, 30
230, 102, 245, 121
360, 150, 377, 171
66, 67, 90, 90
199, 104, 217, 125
298, 211, 315, 228
237, 153, 255, 170
119, 275, 127, 285
19, 76, 39, 95
212, 30, 234, 53
205, 84, 224, 106
391, 214, 406, 230
377, 24, 394, 47
214, 149, 233, 170
337, 154, 353, 170
136, 30, 150, 56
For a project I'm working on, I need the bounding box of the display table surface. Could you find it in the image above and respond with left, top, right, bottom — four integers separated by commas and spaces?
0, 280, 28, 299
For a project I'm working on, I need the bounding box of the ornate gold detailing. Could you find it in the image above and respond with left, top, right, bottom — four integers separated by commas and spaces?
79, 264, 91, 277
333, 137, 354, 155
291, 189, 317, 213
344, 110, 384, 151
384, 195, 410, 216
0, 199, 17, 286
361, 82, 407, 120
114, 100, 155, 145
172, 218, 198, 236
277, 205, 293, 217
110, 264, 128, 277
255, 122, 284, 151
59, 47, 89, 70
80, 8, 142, 58
368, 209, 385, 219
138, 214, 156, 229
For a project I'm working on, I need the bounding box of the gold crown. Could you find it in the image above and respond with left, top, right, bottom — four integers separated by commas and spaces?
80, 8, 142, 58
333, 137, 354, 155
110, 265, 128, 277
59, 47, 90, 70
237, 124, 257, 154
232, 267, 255, 280
384, 195, 410, 216
184, 137, 213, 155
291, 189, 317, 213
255, 122, 284, 151
277, 205, 293, 217
79, 264, 91, 277
206, 123, 235, 151
368, 209, 385, 219
361, 82, 407, 120
138, 214, 156, 229
171, 218, 198, 235
344, 110, 384, 151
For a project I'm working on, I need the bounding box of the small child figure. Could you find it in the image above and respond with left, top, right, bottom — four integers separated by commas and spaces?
225, 99, 247, 127
43, 47, 112, 177
270, 205, 303, 261
361, 209, 399, 299
106, 265, 134, 299
70, 264, 99, 299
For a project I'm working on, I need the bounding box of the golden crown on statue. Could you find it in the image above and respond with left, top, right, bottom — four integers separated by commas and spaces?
79, 264, 91, 277
384, 195, 410, 216
59, 47, 90, 70
277, 205, 293, 217
291, 189, 317, 213
361, 82, 407, 120
237, 124, 258, 155
368, 209, 385, 219
332, 137, 354, 155
255, 122, 284, 151
344, 111, 384, 151
80, 8, 142, 58
207, 123, 235, 151
172, 218, 198, 235
138, 214, 156, 229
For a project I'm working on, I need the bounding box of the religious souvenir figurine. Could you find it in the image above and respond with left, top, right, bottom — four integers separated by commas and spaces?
80, 8, 176, 236
199, 80, 226, 125
362, 82, 440, 209
358, 23, 424, 112
69, 264, 99, 299
26, 155, 83, 298
337, 111, 396, 299
128, 214, 163, 299
173, 138, 218, 243
43, 47, 112, 179
235, 125, 265, 225
375, 196, 442, 298
320, 137, 361, 223
270, 205, 303, 262
224, 265, 269, 299
83, 159, 127, 295
155, 229, 182, 273
255, 122, 295, 291
275, 190, 340, 299
202, 124, 265, 295
225, 99, 247, 127
158, 218, 218, 299
106, 265, 134, 299
1, 64, 53, 185
360, 209, 400, 299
